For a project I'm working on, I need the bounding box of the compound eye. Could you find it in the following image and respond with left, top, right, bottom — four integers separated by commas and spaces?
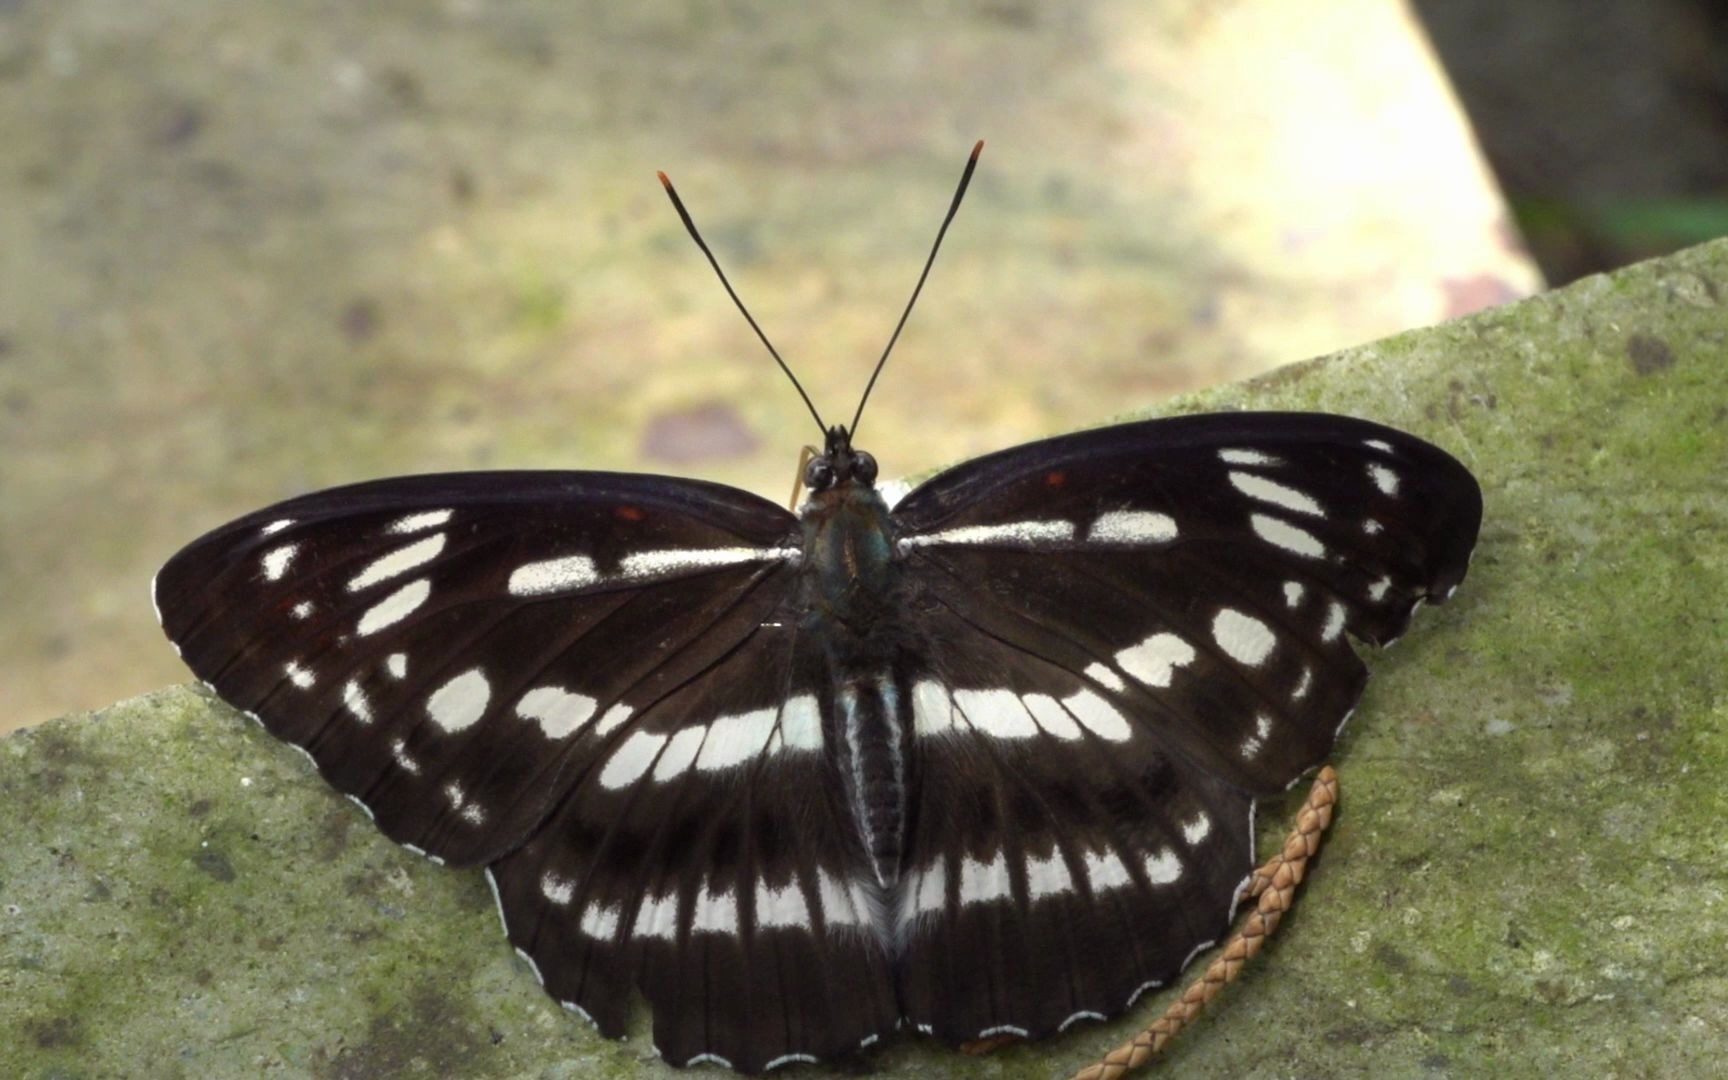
804, 458, 835, 491
853, 451, 878, 484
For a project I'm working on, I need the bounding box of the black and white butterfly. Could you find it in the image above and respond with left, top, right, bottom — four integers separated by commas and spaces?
154, 145, 1482, 1073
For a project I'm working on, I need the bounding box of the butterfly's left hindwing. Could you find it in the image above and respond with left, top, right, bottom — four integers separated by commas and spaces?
153, 470, 804, 867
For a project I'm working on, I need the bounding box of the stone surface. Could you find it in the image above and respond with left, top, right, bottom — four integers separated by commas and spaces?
4, 237, 1723, 1077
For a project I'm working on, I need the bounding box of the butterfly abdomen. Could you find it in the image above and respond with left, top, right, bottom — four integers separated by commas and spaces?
833, 677, 912, 898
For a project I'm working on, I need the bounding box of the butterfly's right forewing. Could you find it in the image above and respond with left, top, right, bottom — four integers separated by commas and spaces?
153, 470, 805, 867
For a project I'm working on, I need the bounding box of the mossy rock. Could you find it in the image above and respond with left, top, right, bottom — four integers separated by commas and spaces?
4, 239, 1725, 1077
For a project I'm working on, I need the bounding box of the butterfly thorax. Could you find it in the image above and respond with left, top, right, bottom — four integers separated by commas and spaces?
798, 484, 898, 640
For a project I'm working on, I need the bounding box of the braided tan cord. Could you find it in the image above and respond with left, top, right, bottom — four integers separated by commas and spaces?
1067, 765, 1340, 1080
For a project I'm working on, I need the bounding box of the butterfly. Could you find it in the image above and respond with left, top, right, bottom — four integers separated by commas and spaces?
153, 143, 1483, 1073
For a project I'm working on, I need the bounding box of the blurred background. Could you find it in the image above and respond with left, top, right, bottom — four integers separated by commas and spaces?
1, 0, 1723, 734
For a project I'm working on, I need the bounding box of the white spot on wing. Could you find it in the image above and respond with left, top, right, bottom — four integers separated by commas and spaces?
1144, 849, 1183, 884
691, 883, 738, 935
651, 725, 706, 782
1364, 518, 1384, 535
1368, 576, 1392, 602
390, 737, 421, 775
260, 519, 294, 536
1127, 979, 1164, 1006
1241, 713, 1273, 759
357, 578, 431, 636
1183, 813, 1212, 845
912, 680, 954, 736
756, 879, 812, 930
485, 867, 507, 933
1322, 601, 1347, 642
579, 904, 620, 940
1284, 581, 1305, 608
765, 1052, 819, 1070
1229, 471, 1323, 516
1250, 513, 1326, 558
386, 653, 407, 679
291, 600, 314, 620
1364, 438, 1394, 453
899, 520, 1075, 550
589, 703, 633, 737
1369, 463, 1400, 495
348, 533, 446, 592
1082, 662, 1125, 691
1292, 667, 1313, 701
1064, 689, 1132, 742
687, 1054, 733, 1069
817, 871, 864, 928
1059, 1011, 1106, 1033
284, 660, 315, 689
508, 555, 598, 597
341, 679, 373, 723
618, 546, 798, 580
514, 946, 544, 986
387, 509, 452, 534
952, 688, 1038, 738
914, 861, 947, 914
1023, 694, 1082, 740
1025, 850, 1073, 900
1083, 849, 1132, 892
516, 686, 597, 739
778, 694, 823, 751
1182, 938, 1217, 971
1087, 510, 1177, 544
958, 851, 1011, 905
1116, 632, 1196, 688
427, 669, 491, 733
1213, 608, 1276, 666
978, 1025, 1027, 1038
261, 544, 297, 582
632, 891, 679, 940
696, 708, 776, 771
1220, 448, 1280, 466
541, 872, 575, 906
599, 730, 665, 789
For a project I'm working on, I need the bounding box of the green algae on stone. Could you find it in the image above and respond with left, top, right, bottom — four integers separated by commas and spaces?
5, 238, 1727, 1076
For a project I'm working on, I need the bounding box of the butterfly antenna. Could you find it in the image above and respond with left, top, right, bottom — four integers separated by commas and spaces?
657, 170, 827, 437
850, 139, 984, 437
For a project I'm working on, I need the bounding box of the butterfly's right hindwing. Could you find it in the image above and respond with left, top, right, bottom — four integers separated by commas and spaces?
487, 631, 902, 1070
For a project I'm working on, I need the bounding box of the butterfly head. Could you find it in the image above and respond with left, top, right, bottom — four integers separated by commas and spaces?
805, 425, 878, 494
